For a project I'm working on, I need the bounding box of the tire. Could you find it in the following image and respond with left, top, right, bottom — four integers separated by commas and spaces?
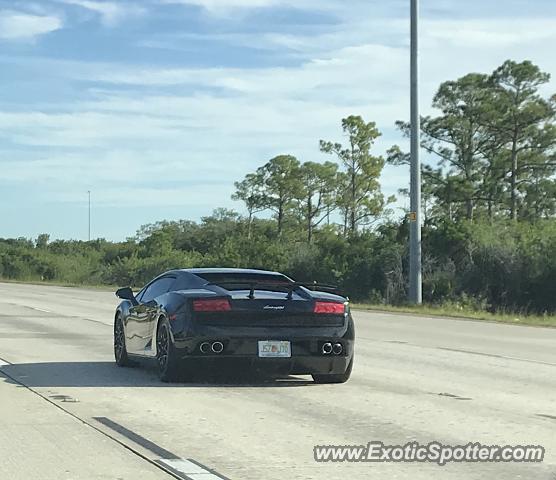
114, 316, 131, 367
312, 357, 353, 384
156, 318, 180, 382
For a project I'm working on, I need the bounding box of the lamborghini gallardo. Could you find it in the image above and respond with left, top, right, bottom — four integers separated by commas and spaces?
114, 268, 354, 383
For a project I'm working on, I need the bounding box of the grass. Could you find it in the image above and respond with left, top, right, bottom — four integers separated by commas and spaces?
353, 303, 556, 328
0, 277, 116, 291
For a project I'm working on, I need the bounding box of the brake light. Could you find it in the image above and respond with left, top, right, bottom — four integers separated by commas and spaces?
313, 301, 345, 314
193, 298, 231, 312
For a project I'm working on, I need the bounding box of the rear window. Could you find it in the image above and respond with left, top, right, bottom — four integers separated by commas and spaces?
196, 273, 292, 292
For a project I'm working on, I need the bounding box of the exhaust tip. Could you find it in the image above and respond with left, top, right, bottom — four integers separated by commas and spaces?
332, 343, 343, 355
321, 342, 333, 355
199, 342, 211, 354
211, 341, 224, 354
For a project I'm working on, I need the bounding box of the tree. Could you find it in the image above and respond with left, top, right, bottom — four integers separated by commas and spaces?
387, 145, 454, 222
35, 234, 50, 249
520, 177, 556, 220
395, 74, 496, 221
299, 161, 338, 242
320, 116, 391, 234
489, 60, 556, 220
257, 155, 304, 236
232, 172, 266, 239
389, 63, 556, 222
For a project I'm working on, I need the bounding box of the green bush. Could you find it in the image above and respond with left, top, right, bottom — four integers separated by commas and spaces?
0, 215, 554, 313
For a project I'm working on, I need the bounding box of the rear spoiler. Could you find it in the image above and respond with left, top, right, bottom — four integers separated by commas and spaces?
205, 280, 340, 300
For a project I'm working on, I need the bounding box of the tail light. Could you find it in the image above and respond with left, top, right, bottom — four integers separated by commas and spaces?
313, 301, 345, 314
193, 298, 231, 312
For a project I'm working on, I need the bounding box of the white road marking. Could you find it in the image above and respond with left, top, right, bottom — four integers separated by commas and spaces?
0, 359, 9, 367
187, 474, 227, 480
158, 459, 225, 479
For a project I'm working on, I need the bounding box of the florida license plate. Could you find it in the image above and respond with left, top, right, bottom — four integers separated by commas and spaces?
258, 340, 291, 358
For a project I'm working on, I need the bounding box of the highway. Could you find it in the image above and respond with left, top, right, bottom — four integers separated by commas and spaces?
0, 282, 554, 480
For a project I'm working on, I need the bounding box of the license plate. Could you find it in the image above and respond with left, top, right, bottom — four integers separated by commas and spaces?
258, 340, 291, 358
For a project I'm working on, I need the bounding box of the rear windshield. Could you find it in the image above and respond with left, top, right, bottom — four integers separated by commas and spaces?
196, 273, 293, 292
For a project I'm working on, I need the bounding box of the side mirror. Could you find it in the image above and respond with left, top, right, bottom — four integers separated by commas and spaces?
115, 287, 138, 305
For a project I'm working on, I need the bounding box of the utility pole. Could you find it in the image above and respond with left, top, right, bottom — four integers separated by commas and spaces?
409, 0, 422, 304
88, 190, 91, 241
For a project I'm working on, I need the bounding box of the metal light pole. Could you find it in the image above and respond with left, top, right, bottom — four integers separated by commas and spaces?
409, 0, 422, 304
87, 190, 91, 241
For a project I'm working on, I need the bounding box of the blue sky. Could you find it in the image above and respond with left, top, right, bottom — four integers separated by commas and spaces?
1, 0, 556, 240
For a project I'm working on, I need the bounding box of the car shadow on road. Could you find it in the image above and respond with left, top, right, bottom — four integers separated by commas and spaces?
0, 361, 316, 388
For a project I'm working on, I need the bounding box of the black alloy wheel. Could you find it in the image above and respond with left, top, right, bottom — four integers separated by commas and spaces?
156, 320, 179, 382
114, 316, 131, 367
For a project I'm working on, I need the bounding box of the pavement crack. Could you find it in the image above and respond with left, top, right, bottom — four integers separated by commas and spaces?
536, 413, 556, 421
435, 392, 473, 401
436, 346, 556, 367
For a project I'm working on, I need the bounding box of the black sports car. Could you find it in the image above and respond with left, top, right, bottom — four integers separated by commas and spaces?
114, 268, 354, 383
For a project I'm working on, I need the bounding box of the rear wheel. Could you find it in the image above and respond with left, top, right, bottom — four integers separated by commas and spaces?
156, 318, 179, 382
114, 316, 131, 367
312, 357, 353, 384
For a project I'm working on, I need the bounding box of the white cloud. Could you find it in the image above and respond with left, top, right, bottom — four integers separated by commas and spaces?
160, 0, 314, 11
0, 41, 408, 151
424, 19, 556, 48
164, 0, 279, 8
0, 145, 238, 215
0, 41, 407, 215
157, 0, 359, 17
58, 0, 145, 26
2, 11, 556, 222
0, 10, 62, 40
80, 42, 407, 108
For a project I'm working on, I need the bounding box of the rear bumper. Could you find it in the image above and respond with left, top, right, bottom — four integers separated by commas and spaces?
173, 334, 354, 375
171, 315, 355, 375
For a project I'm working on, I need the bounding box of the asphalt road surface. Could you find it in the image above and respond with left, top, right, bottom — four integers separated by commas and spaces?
0, 282, 555, 480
